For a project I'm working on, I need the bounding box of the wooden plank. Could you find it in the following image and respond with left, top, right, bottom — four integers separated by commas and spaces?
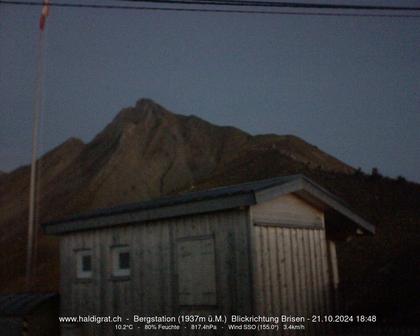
141, 221, 149, 316
276, 229, 287, 315
254, 226, 264, 315
302, 230, 312, 317
276, 227, 286, 336
248, 208, 258, 317
291, 229, 303, 315
60, 236, 66, 314
314, 228, 323, 314
297, 229, 307, 317
308, 229, 318, 316
268, 227, 280, 316
328, 240, 339, 312
252, 193, 323, 226
261, 228, 272, 316
137, 223, 146, 316
282, 228, 295, 315
140, 222, 157, 313
227, 212, 238, 314
176, 216, 190, 314
101, 230, 112, 336
319, 229, 331, 313
160, 221, 172, 315
215, 212, 230, 313
234, 210, 252, 314
260, 227, 270, 336
127, 225, 135, 320
302, 229, 315, 336
106, 229, 116, 336
110, 229, 119, 321
60, 236, 71, 316
285, 228, 296, 336
255, 220, 323, 230
169, 219, 177, 315
93, 229, 101, 317
314, 229, 325, 314
208, 212, 223, 319
73, 233, 81, 316
157, 221, 165, 313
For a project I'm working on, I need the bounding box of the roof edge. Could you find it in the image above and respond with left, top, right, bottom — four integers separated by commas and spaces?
43, 174, 374, 235
44, 193, 255, 235
253, 176, 374, 234
300, 177, 375, 234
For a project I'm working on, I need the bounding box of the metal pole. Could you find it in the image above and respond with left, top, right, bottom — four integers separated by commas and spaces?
26, 30, 45, 290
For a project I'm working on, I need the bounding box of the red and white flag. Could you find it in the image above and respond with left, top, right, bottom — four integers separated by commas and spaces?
39, 0, 50, 31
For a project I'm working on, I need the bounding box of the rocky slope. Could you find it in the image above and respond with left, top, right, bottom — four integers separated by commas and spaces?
0, 98, 418, 324
0, 99, 353, 291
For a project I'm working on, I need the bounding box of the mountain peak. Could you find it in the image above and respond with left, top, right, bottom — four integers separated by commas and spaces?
64, 137, 85, 147
113, 98, 171, 126
135, 98, 159, 110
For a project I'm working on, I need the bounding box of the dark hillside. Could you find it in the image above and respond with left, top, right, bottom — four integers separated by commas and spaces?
193, 148, 420, 324
0, 99, 418, 326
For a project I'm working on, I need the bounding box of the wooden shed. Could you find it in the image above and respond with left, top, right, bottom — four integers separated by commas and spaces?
44, 175, 374, 335
0, 293, 59, 336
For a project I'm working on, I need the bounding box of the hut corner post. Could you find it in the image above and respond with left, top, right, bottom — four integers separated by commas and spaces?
327, 240, 340, 313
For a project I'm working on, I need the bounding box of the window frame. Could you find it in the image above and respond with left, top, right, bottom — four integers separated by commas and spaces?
75, 249, 93, 280
111, 245, 131, 278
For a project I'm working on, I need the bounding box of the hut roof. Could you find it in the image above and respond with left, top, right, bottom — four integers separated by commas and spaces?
43, 174, 374, 235
0, 293, 58, 317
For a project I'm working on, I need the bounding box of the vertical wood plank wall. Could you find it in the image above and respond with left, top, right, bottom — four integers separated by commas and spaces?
59, 193, 338, 336
253, 226, 331, 316
60, 209, 252, 336
251, 194, 333, 335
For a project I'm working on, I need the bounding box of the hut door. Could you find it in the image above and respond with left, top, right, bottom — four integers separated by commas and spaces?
176, 236, 217, 306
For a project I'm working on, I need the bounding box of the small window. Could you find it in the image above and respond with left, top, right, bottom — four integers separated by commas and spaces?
112, 246, 130, 277
76, 250, 93, 279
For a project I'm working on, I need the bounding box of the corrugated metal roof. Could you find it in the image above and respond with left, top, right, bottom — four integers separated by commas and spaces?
0, 293, 58, 317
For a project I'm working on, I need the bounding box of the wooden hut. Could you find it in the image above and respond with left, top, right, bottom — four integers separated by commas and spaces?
0, 293, 59, 336
44, 175, 374, 335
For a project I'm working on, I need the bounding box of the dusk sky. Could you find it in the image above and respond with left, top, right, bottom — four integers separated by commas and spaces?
1, 0, 419, 182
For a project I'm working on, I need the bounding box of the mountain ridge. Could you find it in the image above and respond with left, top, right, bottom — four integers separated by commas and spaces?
0, 98, 355, 292
0, 98, 418, 323
1, 99, 354, 180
